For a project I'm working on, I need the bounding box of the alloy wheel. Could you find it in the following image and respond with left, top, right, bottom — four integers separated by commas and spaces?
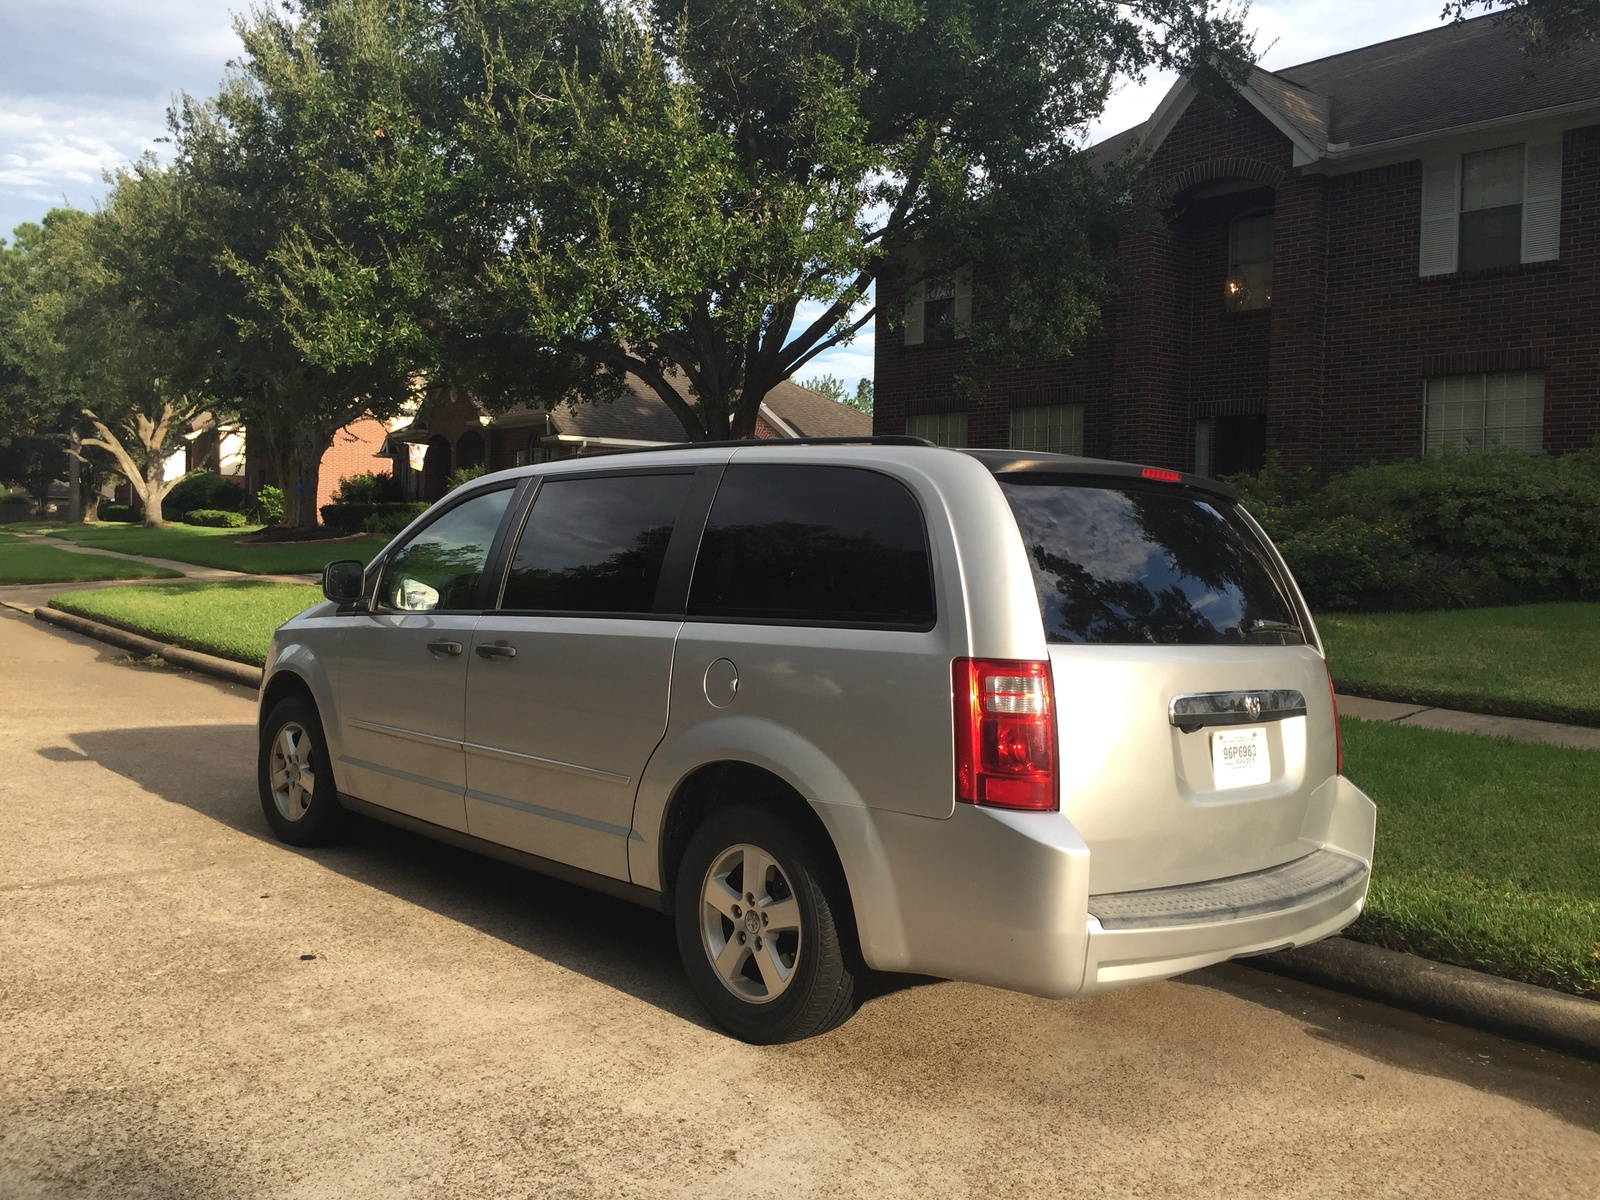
698, 843, 803, 1004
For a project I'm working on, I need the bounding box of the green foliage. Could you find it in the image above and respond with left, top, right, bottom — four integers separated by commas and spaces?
332, 471, 400, 505
446, 464, 486, 492
164, 468, 245, 519
0, 488, 30, 506
1343, 717, 1600, 996
361, 508, 421, 536
321, 500, 428, 533
1321, 603, 1600, 726
184, 508, 250, 528
1227, 449, 1600, 611
43, 520, 384, 574
799, 374, 873, 415
98, 502, 137, 522
50, 580, 324, 666
0, 540, 181, 584
249, 484, 286, 525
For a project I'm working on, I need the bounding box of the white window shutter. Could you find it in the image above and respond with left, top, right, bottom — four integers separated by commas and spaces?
903, 281, 925, 346
1419, 158, 1459, 276
953, 265, 973, 334
1522, 140, 1562, 263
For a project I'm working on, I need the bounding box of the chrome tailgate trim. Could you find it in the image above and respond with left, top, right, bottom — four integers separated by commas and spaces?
1087, 848, 1367, 930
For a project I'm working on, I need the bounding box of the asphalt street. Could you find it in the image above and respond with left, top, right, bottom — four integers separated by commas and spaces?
1, 609, 1596, 1199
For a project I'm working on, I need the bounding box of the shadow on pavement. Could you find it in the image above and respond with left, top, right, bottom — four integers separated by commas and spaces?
1186, 963, 1600, 1133
49, 722, 1596, 1130
57, 724, 717, 1031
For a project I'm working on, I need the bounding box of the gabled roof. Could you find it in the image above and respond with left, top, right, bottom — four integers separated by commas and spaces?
1097, 14, 1600, 168
462, 374, 867, 444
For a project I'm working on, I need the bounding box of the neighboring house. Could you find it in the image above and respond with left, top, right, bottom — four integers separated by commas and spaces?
874, 15, 1600, 476
396, 376, 869, 502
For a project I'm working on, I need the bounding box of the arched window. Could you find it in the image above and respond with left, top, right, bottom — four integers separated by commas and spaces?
1225, 210, 1274, 312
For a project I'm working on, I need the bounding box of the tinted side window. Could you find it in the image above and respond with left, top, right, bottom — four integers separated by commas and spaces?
688, 465, 935, 628
378, 487, 513, 612
500, 472, 693, 614
999, 479, 1303, 645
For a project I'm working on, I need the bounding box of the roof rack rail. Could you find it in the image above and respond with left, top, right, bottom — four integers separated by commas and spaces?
560, 434, 936, 459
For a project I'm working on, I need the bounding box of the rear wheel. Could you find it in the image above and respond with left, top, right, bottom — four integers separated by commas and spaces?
674, 805, 857, 1043
258, 697, 345, 846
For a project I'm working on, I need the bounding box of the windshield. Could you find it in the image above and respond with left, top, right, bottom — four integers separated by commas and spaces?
999, 478, 1304, 646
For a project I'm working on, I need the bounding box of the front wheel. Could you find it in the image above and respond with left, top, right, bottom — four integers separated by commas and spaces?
258, 697, 345, 846
674, 806, 858, 1043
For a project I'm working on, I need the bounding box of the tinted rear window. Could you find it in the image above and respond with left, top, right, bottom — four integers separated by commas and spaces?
1000, 479, 1303, 645
688, 464, 935, 628
501, 472, 693, 614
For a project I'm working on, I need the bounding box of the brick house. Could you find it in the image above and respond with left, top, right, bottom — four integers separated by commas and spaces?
874, 16, 1600, 476
394, 377, 868, 502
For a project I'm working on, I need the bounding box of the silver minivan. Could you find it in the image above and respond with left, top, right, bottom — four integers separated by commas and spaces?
258, 441, 1375, 1043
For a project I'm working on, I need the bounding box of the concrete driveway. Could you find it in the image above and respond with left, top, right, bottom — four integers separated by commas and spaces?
1, 610, 1596, 1198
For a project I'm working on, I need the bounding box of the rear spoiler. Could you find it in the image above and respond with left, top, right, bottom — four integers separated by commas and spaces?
960, 449, 1239, 503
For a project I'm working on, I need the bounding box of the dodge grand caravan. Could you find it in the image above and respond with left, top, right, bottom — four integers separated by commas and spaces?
257, 440, 1375, 1043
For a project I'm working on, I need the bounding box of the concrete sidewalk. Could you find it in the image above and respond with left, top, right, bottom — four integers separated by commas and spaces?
1337, 693, 1600, 751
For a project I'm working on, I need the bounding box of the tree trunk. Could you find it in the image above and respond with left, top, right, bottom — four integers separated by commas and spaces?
143, 455, 168, 527
67, 431, 83, 524
291, 427, 328, 530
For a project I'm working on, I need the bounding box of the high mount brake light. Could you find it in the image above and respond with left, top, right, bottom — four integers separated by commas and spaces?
953, 658, 1059, 812
1141, 467, 1183, 483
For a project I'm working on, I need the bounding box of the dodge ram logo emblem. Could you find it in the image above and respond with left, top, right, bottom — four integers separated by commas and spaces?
1244, 694, 1262, 721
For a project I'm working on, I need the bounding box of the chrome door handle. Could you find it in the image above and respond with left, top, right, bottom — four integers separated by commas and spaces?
426, 639, 463, 656
475, 641, 518, 661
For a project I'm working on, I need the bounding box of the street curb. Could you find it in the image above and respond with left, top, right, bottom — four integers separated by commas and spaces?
29, 604, 264, 690
1247, 937, 1600, 1061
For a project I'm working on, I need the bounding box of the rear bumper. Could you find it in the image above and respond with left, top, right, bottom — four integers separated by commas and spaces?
850, 774, 1375, 999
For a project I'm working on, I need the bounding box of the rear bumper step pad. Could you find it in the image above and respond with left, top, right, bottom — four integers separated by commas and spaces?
1088, 849, 1368, 930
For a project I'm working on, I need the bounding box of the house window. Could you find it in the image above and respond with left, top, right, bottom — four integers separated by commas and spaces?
906, 412, 968, 447
1010, 404, 1084, 455
1225, 211, 1273, 311
1420, 141, 1561, 276
1424, 371, 1544, 454
902, 266, 973, 346
1460, 146, 1524, 271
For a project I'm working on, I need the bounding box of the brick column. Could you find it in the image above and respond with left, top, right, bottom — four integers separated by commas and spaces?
1266, 173, 1329, 468
1111, 224, 1189, 467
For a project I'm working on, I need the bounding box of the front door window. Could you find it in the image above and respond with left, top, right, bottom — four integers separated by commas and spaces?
378, 488, 512, 612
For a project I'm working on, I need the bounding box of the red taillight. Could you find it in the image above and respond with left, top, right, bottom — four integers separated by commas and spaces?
1141, 467, 1182, 483
1326, 660, 1343, 776
953, 658, 1058, 811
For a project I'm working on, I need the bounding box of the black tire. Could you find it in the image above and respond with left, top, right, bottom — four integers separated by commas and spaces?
258, 697, 346, 846
674, 805, 858, 1044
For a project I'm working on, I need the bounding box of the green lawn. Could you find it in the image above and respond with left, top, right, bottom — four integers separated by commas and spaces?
1321, 603, 1600, 726
0, 540, 183, 584
50, 580, 323, 665
36, 522, 383, 576
1343, 717, 1600, 997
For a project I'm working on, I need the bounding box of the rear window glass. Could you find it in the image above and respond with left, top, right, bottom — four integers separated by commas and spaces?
999, 479, 1303, 645
688, 464, 935, 628
501, 472, 693, 614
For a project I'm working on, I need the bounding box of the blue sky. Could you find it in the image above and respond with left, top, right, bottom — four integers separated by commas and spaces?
1, 0, 1453, 391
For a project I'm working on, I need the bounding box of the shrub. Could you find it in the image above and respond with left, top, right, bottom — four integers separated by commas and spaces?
164, 469, 244, 520
320, 500, 428, 532
361, 509, 421, 536
1228, 448, 1600, 611
332, 471, 401, 505
0, 489, 30, 507
447, 464, 487, 491
249, 484, 285, 526
98, 502, 137, 522
184, 508, 250, 528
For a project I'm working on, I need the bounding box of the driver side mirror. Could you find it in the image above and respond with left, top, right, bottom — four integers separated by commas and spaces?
322, 559, 366, 606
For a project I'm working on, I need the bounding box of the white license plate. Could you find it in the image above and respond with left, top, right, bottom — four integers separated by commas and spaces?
1211, 727, 1270, 788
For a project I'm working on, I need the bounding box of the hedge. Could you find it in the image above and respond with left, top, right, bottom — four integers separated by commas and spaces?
98, 503, 138, 523
1227, 447, 1600, 612
165, 469, 244, 520
320, 501, 429, 532
184, 508, 250, 528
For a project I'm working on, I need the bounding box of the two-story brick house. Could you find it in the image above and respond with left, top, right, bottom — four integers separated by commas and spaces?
875, 16, 1600, 475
